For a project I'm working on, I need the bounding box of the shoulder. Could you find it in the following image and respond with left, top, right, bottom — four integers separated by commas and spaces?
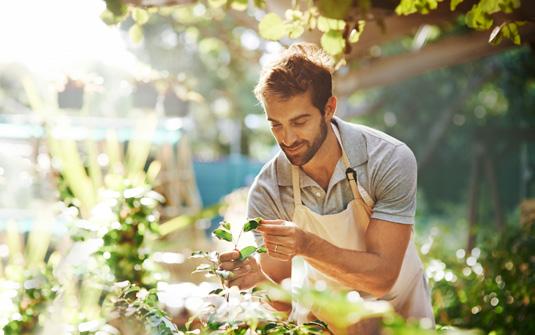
336, 117, 412, 167
249, 153, 281, 195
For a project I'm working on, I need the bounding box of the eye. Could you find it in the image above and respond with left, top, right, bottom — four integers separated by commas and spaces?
270, 122, 281, 129
292, 119, 307, 127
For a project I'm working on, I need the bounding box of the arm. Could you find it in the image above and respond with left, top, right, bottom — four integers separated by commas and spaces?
303, 218, 411, 297
257, 219, 410, 297
258, 144, 418, 297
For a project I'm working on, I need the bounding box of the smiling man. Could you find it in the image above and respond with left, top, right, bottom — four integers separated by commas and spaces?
218, 42, 434, 333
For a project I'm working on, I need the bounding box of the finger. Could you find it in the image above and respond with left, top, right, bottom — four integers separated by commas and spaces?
219, 250, 240, 262
268, 251, 292, 262
260, 219, 286, 225
266, 243, 293, 256
263, 236, 294, 246
257, 225, 292, 236
242, 257, 257, 266
228, 278, 246, 290
229, 265, 252, 279
219, 260, 244, 271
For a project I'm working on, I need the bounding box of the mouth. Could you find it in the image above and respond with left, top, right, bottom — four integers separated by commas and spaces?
283, 143, 304, 153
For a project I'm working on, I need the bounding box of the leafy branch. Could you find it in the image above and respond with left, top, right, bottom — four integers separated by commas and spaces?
111, 282, 182, 335
190, 217, 266, 299
100, 0, 530, 60
396, 0, 528, 46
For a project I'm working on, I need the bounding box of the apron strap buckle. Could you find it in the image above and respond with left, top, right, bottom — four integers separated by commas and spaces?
345, 167, 357, 182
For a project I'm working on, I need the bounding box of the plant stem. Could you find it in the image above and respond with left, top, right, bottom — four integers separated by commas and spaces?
235, 230, 243, 250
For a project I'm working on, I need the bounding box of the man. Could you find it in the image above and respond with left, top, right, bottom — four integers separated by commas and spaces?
218, 42, 434, 332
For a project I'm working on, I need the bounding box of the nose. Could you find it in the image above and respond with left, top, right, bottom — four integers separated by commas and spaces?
281, 127, 298, 147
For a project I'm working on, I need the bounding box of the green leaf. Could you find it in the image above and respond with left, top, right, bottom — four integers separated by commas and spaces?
193, 263, 213, 273
321, 30, 345, 56
132, 8, 149, 25
100, 9, 126, 25
215, 269, 232, 279
258, 13, 287, 40
190, 250, 209, 258
257, 246, 267, 253
208, 321, 223, 330
221, 221, 231, 230
129, 24, 144, 44
240, 246, 258, 260
489, 24, 503, 45
213, 228, 233, 242
317, 0, 352, 20
465, 7, 493, 30
492, 21, 526, 45
105, 0, 128, 17
208, 0, 227, 8
396, 0, 440, 15
317, 16, 345, 32
254, 0, 266, 9
288, 24, 305, 38
285, 9, 303, 21
349, 21, 366, 43
231, 0, 248, 11
243, 217, 262, 232
209, 288, 224, 295
450, 0, 464, 11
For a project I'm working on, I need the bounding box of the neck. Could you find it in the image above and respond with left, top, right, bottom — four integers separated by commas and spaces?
302, 124, 341, 190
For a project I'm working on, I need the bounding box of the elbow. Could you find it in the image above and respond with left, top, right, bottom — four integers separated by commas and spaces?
370, 271, 399, 298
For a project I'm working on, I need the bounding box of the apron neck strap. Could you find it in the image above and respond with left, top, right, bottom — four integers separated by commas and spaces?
332, 123, 366, 205
290, 122, 365, 207
291, 166, 302, 207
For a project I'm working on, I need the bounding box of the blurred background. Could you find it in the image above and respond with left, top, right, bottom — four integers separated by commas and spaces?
0, 0, 533, 334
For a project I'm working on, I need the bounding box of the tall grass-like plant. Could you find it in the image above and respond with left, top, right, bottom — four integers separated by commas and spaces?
0, 219, 58, 335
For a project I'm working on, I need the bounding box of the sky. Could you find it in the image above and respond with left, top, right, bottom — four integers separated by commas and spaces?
0, 0, 139, 77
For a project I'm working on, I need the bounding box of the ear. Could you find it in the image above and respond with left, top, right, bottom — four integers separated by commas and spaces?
324, 96, 337, 121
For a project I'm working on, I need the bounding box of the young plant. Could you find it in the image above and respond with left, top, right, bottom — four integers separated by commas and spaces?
213, 217, 267, 259
190, 217, 266, 295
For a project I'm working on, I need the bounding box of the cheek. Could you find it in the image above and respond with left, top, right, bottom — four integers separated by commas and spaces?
270, 128, 283, 142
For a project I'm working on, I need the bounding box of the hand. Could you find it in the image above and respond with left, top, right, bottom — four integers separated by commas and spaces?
257, 219, 309, 261
218, 250, 266, 290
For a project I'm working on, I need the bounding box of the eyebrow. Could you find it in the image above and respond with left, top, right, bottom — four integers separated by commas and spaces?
268, 113, 311, 123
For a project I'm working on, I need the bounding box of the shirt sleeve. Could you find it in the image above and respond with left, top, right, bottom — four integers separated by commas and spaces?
370, 144, 418, 225
247, 179, 283, 246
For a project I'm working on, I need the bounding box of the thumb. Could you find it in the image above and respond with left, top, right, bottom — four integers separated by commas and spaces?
260, 219, 286, 225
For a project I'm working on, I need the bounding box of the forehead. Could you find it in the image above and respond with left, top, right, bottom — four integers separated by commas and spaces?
264, 92, 319, 121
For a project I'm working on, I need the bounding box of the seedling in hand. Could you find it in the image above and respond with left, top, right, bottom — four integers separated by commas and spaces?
191, 217, 266, 296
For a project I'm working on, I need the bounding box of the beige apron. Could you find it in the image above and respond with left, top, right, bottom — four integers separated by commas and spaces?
289, 125, 434, 333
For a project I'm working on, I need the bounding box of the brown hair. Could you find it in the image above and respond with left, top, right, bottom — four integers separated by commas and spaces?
254, 42, 334, 114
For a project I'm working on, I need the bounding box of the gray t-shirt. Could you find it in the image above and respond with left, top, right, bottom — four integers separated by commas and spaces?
247, 117, 417, 244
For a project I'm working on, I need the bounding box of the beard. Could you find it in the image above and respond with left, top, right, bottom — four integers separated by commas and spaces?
282, 118, 328, 166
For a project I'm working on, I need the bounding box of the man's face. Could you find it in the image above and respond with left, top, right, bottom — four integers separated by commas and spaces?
264, 92, 328, 166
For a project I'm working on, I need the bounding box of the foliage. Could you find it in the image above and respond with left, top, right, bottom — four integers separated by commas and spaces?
349, 47, 535, 214
422, 218, 534, 334
71, 183, 165, 287
188, 217, 329, 334
2, 266, 59, 335
186, 285, 328, 335
187, 218, 480, 334
100, 0, 529, 59
396, 0, 526, 45
47, 113, 167, 287
111, 282, 181, 335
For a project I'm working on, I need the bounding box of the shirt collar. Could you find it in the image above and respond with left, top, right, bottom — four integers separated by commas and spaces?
275, 116, 368, 186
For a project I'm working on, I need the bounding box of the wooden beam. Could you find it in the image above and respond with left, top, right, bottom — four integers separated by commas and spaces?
334, 26, 535, 95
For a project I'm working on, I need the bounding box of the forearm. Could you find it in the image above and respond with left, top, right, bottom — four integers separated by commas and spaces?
258, 256, 292, 313
303, 233, 398, 297
254, 270, 292, 313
